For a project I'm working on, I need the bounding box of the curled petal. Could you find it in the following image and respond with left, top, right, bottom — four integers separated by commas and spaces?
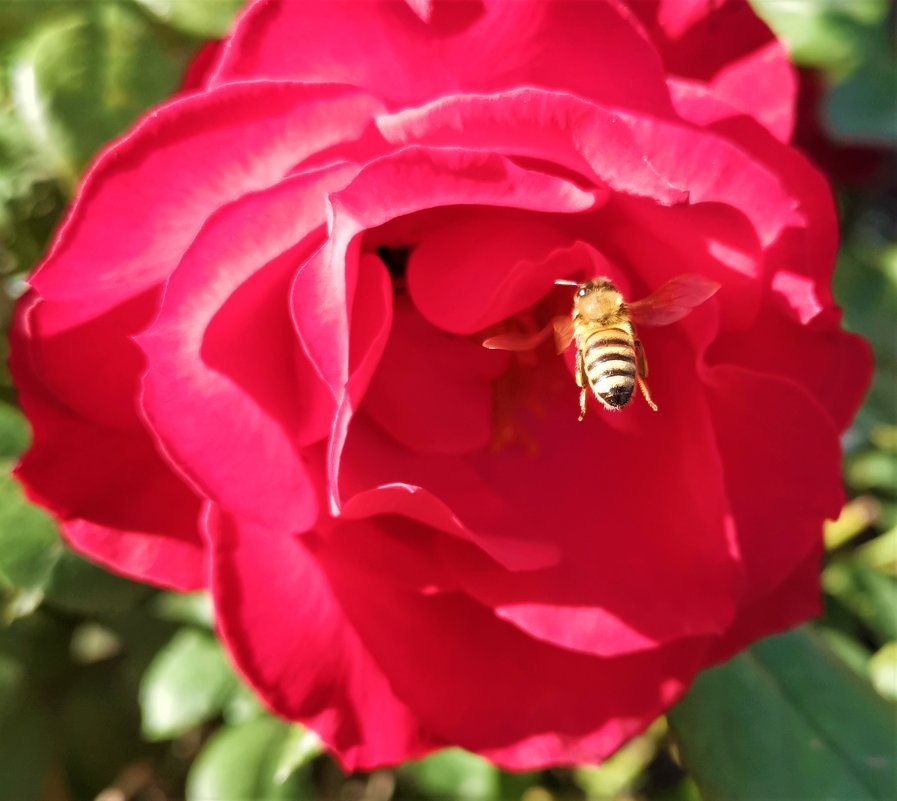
208, 508, 444, 771
11, 295, 205, 590
139, 169, 356, 533
31, 82, 385, 323
214, 0, 674, 115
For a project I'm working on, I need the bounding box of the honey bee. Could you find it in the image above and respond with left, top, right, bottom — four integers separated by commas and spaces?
484, 274, 720, 420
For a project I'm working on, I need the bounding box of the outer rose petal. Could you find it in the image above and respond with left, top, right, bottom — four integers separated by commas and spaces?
708, 546, 823, 664
378, 89, 804, 328
31, 81, 385, 323
139, 168, 357, 533
179, 40, 224, 94
711, 305, 872, 435
209, 508, 445, 770
210, 504, 713, 770
668, 80, 838, 318
305, 516, 713, 769
668, 79, 874, 430
214, 0, 674, 116
11, 295, 204, 590
24, 291, 158, 430
627, 0, 795, 140
377, 90, 688, 205
702, 365, 844, 605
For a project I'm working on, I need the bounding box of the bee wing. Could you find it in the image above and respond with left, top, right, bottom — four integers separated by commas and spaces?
553, 316, 575, 354
626, 274, 720, 327
483, 320, 554, 351
483, 316, 573, 353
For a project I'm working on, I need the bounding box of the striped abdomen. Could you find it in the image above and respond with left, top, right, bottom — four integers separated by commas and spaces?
580, 324, 636, 409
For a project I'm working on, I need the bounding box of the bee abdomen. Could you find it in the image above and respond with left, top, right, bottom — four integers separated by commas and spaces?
582, 329, 637, 409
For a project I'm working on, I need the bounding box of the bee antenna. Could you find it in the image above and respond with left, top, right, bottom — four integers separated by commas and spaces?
554, 279, 579, 287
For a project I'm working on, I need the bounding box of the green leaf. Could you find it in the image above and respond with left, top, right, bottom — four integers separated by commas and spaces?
816, 625, 873, 678
61, 663, 145, 794
573, 719, 665, 799
402, 749, 501, 801
42, 548, 151, 615
222, 679, 267, 725
132, 0, 245, 38
0, 405, 29, 459
140, 628, 238, 740
150, 590, 214, 628
835, 245, 897, 445
0, 611, 72, 684
856, 527, 897, 576
669, 626, 896, 800
10, 3, 195, 185
869, 642, 897, 703
824, 560, 897, 642
0, 654, 52, 801
186, 717, 312, 801
750, 0, 890, 77
0, 464, 64, 615
272, 725, 322, 785
826, 56, 897, 146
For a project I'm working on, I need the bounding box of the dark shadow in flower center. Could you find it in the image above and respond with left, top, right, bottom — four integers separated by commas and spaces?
376, 245, 411, 295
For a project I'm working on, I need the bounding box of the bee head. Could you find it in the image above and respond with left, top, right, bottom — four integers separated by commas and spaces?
573, 277, 623, 318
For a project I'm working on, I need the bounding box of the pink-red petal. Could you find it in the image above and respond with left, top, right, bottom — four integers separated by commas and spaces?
361, 299, 507, 454
627, 0, 795, 140
139, 169, 356, 533
11, 296, 204, 590
341, 310, 741, 656
213, 0, 674, 116
31, 82, 384, 324
702, 364, 844, 606
209, 508, 444, 770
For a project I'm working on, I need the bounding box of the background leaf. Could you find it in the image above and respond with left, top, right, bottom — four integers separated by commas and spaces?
669, 626, 897, 800
185, 717, 312, 801
140, 628, 239, 741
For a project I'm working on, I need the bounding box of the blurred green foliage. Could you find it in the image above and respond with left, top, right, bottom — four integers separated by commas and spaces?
0, 1, 895, 799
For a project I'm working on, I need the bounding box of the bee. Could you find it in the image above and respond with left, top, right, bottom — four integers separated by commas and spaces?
484, 274, 720, 420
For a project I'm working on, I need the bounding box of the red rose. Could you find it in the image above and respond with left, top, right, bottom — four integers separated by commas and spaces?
11, 0, 871, 770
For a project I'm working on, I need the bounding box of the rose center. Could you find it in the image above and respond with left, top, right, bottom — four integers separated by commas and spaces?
376, 245, 411, 295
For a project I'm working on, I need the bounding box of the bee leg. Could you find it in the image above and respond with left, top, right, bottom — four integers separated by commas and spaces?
634, 340, 659, 412
575, 349, 587, 421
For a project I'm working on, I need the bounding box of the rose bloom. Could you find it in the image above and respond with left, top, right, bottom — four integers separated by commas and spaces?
11, 0, 871, 769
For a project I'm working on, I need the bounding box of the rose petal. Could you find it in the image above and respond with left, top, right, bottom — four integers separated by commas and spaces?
213, 0, 674, 116
377, 89, 687, 205
11, 296, 204, 590
710, 305, 872, 434
361, 299, 507, 454
290, 147, 598, 514
293, 147, 597, 401
211, 503, 712, 769
209, 508, 443, 771
708, 545, 823, 664
667, 79, 838, 320
307, 518, 712, 768
340, 483, 559, 572
702, 364, 844, 604
378, 88, 803, 330
709, 41, 796, 143
31, 82, 384, 324
627, 0, 795, 140
341, 312, 742, 656
139, 168, 355, 532
25, 291, 158, 429
407, 210, 600, 334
